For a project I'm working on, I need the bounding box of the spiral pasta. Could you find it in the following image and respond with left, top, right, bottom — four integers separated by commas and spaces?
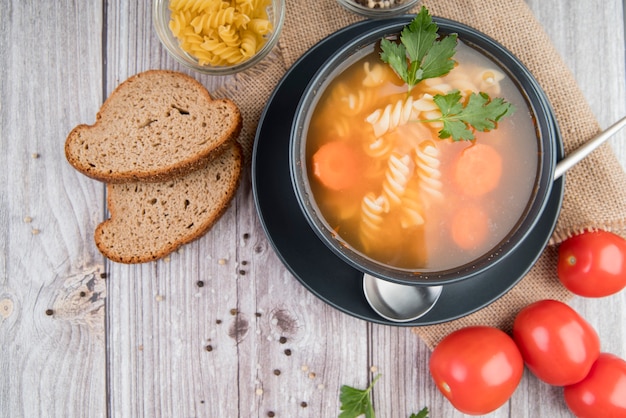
364, 137, 393, 159
200, 37, 244, 65
170, 0, 219, 12
381, 152, 413, 212
326, 83, 378, 118
414, 140, 443, 202
168, 0, 273, 66
422, 78, 452, 96
399, 184, 425, 228
362, 62, 388, 87
359, 192, 386, 251
476, 69, 505, 95
365, 97, 416, 138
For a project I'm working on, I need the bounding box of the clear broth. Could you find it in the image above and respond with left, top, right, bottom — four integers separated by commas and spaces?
305, 40, 538, 271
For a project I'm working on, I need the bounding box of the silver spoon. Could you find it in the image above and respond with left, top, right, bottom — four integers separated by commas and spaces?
363, 274, 442, 322
364, 116, 626, 322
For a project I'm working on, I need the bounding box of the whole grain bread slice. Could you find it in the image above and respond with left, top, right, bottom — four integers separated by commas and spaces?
65, 70, 242, 183
95, 140, 242, 264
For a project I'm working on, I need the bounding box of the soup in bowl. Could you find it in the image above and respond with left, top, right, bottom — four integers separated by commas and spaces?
290, 14, 560, 286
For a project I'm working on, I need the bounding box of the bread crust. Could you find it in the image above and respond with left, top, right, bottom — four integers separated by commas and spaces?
94, 141, 243, 263
65, 70, 242, 183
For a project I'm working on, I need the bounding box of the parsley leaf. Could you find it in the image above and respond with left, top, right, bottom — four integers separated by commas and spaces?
380, 40, 409, 85
380, 6, 457, 92
430, 90, 515, 141
339, 374, 381, 418
409, 407, 430, 418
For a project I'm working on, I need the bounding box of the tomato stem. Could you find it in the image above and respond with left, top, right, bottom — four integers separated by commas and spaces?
567, 255, 577, 266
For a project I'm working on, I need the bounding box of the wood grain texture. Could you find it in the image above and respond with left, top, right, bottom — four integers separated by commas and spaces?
1, 0, 625, 417
0, 1, 107, 417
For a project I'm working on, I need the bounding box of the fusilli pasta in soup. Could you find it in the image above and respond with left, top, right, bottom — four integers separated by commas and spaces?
305, 40, 539, 271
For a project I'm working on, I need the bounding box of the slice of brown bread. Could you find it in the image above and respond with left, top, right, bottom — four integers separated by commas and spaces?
95, 140, 243, 264
65, 70, 242, 183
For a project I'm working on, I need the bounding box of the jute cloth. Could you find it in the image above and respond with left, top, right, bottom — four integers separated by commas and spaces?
216, 0, 626, 349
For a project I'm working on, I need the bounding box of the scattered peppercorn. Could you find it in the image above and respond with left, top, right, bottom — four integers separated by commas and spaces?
205, 345, 213, 352
230, 308, 238, 316
273, 369, 281, 376
284, 349, 292, 356
267, 412, 275, 417
216, 319, 222, 324
45, 309, 54, 316
352, 0, 404, 9
79, 291, 86, 297
279, 336, 287, 344
300, 402, 308, 408
243, 233, 250, 239
196, 280, 205, 287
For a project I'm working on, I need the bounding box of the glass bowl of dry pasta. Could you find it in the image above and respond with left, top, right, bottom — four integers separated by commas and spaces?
289, 10, 563, 288
153, 0, 285, 75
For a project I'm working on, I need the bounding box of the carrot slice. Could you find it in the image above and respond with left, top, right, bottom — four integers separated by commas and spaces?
312, 141, 361, 191
451, 205, 489, 251
454, 143, 502, 197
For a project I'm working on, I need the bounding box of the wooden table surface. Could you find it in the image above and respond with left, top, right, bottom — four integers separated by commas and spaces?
2, 1, 625, 417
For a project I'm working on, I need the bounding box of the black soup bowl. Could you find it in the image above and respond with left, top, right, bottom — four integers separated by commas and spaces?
289, 16, 561, 287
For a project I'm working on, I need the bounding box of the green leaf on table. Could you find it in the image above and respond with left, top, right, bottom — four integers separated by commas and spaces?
409, 406, 430, 418
338, 374, 381, 418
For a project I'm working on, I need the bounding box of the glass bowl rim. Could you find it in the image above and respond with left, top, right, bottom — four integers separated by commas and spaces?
152, 0, 286, 75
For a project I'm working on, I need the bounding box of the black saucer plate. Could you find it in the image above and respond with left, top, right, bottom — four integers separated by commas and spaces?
251, 19, 564, 326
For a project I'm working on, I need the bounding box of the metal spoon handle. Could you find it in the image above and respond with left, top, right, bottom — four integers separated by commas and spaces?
554, 116, 626, 180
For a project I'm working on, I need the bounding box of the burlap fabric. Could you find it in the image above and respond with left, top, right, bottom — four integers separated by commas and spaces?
216, 0, 626, 349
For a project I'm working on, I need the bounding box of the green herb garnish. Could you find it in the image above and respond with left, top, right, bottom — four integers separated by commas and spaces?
339, 374, 380, 418
339, 374, 429, 418
428, 90, 515, 141
409, 407, 430, 418
380, 6, 457, 94
379, 6, 514, 141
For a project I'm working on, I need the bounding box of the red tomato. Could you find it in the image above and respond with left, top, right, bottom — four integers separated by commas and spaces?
429, 326, 524, 415
558, 230, 626, 297
512, 299, 600, 386
564, 353, 626, 418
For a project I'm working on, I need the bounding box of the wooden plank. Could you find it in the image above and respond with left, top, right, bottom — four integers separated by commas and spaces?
0, 1, 106, 417
527, 0, 626, 160
102, 1, 371, 415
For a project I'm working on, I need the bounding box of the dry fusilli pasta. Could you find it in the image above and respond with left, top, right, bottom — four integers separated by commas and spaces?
168, 0, 273, 66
